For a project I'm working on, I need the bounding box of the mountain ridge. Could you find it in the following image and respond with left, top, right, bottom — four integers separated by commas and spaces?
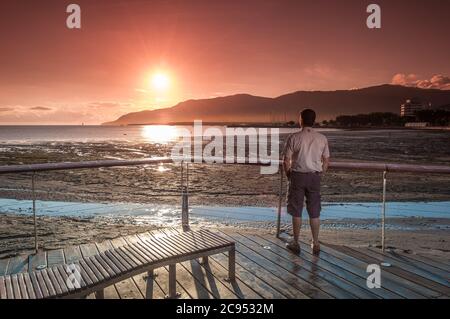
103, 84, 450, 125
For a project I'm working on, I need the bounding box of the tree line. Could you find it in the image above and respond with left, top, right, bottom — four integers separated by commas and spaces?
323, 109, 450, 127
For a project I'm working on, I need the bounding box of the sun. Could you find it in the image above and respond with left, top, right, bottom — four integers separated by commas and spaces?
151, 72, 170, 91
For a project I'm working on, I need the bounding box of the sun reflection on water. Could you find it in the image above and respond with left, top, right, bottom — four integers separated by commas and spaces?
141, 125, 179, 144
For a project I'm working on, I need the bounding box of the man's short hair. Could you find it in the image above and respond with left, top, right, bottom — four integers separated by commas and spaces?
300, 108, 316, 127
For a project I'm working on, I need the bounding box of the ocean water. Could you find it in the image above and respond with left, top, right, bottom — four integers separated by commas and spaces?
0, 198, 449, 224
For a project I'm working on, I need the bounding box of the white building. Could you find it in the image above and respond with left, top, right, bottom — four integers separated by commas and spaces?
400, 98, 429, 117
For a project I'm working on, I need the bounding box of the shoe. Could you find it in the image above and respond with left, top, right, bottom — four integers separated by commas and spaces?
311, 242, 320, 255
286, 240, 301, 254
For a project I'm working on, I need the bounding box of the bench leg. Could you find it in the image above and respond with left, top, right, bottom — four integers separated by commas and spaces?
95, 289, 104, 299
146, 269, 155, 299
200, 256, 209, 265
165, 264, 181, 299
225, 246, 236, 282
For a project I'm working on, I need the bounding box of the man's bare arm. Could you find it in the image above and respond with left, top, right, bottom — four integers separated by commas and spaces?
322, 156, 330, 173
283, 156, 292, 178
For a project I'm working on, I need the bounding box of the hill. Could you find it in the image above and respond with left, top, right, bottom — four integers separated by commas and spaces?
103, 85, 450, 125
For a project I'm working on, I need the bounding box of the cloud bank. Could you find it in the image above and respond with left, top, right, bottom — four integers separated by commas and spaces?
391, 74, 450, 90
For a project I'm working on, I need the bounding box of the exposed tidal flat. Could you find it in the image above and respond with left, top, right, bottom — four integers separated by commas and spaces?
0, 127, 449, 258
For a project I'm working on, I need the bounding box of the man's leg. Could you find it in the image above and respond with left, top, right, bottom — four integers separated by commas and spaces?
306, 173, 321, 253
309, 217, 320, 245
292, 216, 302, 243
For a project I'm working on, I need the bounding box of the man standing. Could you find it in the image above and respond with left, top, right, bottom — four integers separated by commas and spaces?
283, 109, 330, 254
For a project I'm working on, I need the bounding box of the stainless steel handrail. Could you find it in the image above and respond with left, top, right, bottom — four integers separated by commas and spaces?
1, 157, 449, 174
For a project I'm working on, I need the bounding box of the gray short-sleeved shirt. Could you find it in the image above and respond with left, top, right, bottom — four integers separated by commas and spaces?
283, 127, 330, 173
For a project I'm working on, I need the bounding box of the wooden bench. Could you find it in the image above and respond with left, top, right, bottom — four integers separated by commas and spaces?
0, 229, 235, 299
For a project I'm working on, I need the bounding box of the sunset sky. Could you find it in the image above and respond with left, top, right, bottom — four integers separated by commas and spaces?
0, 0, 449, 124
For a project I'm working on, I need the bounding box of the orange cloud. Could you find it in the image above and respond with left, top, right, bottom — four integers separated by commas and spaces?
391, 73, 450, 90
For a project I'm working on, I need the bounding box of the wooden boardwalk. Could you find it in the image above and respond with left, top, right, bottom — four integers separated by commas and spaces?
0, 227, 449, 299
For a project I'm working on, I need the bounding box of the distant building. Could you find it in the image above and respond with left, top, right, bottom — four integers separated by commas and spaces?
405, 122, 429, 128
400, 98, 429, 117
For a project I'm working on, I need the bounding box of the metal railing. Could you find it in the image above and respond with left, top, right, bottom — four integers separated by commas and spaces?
0, 157, 449, 254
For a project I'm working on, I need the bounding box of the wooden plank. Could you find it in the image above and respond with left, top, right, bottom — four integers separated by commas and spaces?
348, 246, 449, 296
117, 246, 143, 267
219, 242, 312, 298
41, 269, 58, 297
136, 238, 171, 260
369, 248, 450, 281
42, 269, 62, 296
167, 229, 269, 299
254, 233, 400, 299
47, 249, 65, 267
24, 272, 44, 299
17, 273, 29, 299
34, 271, 50, 298
5, 275, 14, 298
154, 232, 254, 299
313, 241, 428, 298
395, 252, 450, 273
11, 274, 22, 298
145, 231, 237, 299
79, 243, 99, 258
219, 231, 353, 299
21, 272, 40, 299
179, 259, 239, 299
98, 252, 121, 275
28, 251, 47, 272
104, 250, 128, 272
88, 256, 110, 280
48, 267, 68, 296
121, 245, 147, 265
0, 258, 9, 276
83, 256, 109, 282
79, 258, 101, 286
109, 237, 166, 299
76, 261, 94, 287
0, 276, 7, 299
124, 235, 157, 260
204, 256, 262, 299
144, 232, 214, 299
114, 278, 144, 299
58, 262, 87, 290
330, 245, 441, 298
109, 249, 134, 270
125, 242, 155, 263
63, 245, 83, 264
93, 255, 116, 278
6, 255, 28, 274
133, 240, 164, 261
89, 241, 120, 299
129, 272, 167, 299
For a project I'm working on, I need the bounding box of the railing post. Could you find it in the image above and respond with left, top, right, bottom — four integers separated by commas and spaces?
276, 165, 284, 238
381, 170, 387, 252
32, 172, 38, 253
181, 162, 190, 231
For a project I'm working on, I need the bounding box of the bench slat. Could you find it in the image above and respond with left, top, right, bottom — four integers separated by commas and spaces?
49, 267, 69, 296
17, 273, 29, 299
88, 256, 110, 280
5, 275, 14, 298
45, 268, 63, 296
87, 257, 107, 282
0, 276, 7, 299
34, 271, 50, 298
11, 274, 22, 299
